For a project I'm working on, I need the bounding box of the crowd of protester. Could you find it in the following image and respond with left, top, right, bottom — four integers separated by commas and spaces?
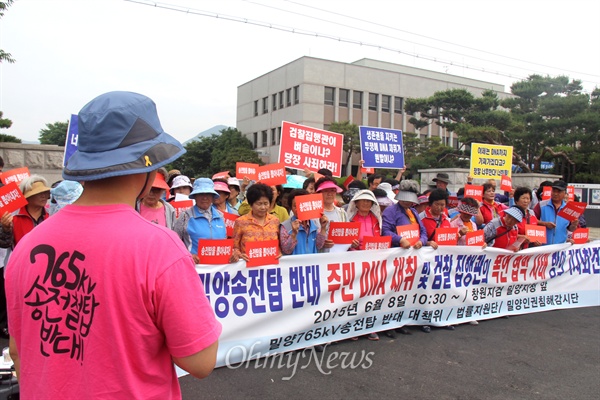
0, 157, 588, 343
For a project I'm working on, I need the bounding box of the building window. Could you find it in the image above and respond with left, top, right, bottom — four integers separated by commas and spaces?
293, 85, 299, 104
253, 132, 258, 149
271, 128, 276, 146
382, 95, 390, 113
277, 126, 281, 144
279, 91, 284, 109
262, 130, 268, 147
369, 93, 378, 111
394, 97, 403, 114
324, 86, 335, 106
262, 97, 268, 114
353, 91, 362, 109
254, 100, 258, 117
272, 94, 277, 111
286, 89, 291, 107
339, 89, 349, 107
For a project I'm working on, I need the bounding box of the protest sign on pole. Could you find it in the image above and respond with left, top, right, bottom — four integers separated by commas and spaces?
63, 114, 79, 167
359, 126, 404, 169
470, 143, 513, 179
279, 122, 344, 177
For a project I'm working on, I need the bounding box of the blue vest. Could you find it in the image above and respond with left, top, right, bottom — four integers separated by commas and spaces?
282, 217, 320, 255
539, 200, 569, 245
187, 205, 227, 255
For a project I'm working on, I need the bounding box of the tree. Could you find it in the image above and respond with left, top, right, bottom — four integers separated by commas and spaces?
39, 121, 69, 145
327, 121, 360, 175
174, 127, 263, 177
0, 111, 20, 142
0, 1, 15, 64
404, 79, 600, 182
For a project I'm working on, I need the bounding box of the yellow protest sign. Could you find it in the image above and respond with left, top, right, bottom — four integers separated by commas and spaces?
470, 143, 513, 179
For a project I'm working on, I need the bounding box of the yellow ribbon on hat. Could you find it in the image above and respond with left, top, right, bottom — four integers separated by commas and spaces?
144, 155, 152, 167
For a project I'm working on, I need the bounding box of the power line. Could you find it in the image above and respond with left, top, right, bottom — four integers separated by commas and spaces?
124, 0, 599, 89
282, 0, 600, 80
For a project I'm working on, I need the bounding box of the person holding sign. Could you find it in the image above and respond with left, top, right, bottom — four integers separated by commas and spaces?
167, 174, 193, 202
315, 177, 347, 252
4, 92, 220, 398
511, 187, 541, 248
232, 183, 281, 261
478, 182, 508, 227
0, 175, 51, 249
533, 180, 579, 245
381, 180, 427, 249
137, 168, 177, 230
174, 178, 229, 263
483, 206, 527, 250
419, 189, 452, 250
449, 197, 482, 246
346, 190, 381, 250
280, 189, 328, 255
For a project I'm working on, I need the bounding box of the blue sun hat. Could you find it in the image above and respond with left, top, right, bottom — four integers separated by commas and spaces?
63, 91, 185, 181
189, 178, 219, 199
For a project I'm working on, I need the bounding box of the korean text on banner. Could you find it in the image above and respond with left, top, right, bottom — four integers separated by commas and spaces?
359, 126, 404, 169
0, 182, 28, 215
63, 114, 79, 167
470, 143, 513, 179
279, 121, 344, 177
196, 241, 600, 368
0, 167, 31, 186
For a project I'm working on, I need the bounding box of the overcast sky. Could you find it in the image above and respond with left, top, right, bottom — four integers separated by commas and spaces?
1, 0, 598, 144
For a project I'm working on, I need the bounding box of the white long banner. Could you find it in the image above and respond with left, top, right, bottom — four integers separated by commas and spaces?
195, 242, 600, 367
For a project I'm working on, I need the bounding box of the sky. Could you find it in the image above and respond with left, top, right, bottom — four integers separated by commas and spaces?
1, 0, 599, 144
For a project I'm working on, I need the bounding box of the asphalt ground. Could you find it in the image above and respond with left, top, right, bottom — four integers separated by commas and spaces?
180, 306, 600, 400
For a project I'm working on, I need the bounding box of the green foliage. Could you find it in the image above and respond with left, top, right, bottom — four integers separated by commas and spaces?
39, 121, 69, 145
0, 1, 15, 64
0, 111, 12, 129
174, 127, 263, 178
327, 121, 360, 173
0, 133, 21, 143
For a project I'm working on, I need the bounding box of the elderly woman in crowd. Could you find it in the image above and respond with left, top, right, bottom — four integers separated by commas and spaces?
174, 178, 227, 263
478, 182, 508, 226
511, 186, 541, 248
450, 197, 482, 246
167, 174, 193, 202
381, 180, 427, 250
227, 177, 243, 211
346, 189, 381, 250
0, 175, 51, 249
315, 177, 347, 251
280, 189, 328, 255
213, 179, 239, 216
137, 168, 177, 230
232, 183, 281, 262
239, 184, 289, 222
483, 206, 528, 251
419, 188, 452, 250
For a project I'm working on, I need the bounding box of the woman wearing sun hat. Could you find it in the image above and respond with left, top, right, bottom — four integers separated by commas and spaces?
315, 176, 347, 252
212, 179, 239, 216
381, 179, 427, 250
137, 168, 176, 230
174, 178, 228, 263
0, 175, 51, 249
483, 205, 528, 251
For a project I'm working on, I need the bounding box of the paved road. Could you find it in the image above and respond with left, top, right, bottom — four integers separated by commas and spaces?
180, 306, 600, 400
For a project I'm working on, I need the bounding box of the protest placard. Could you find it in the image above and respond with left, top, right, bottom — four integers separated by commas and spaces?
465, 230, 485, 247
557, 202, 587, 222
222, 212, 239, 237
500, 175, 512, 192
359, 126, 404, 169
171, 199, 193, 219
328, 222, 360, 244
198, 239, 233, 264
0, 167, 31, 186
295, 193, 324, 220
257, 163, 287, 186
63, 114, 79, 167
236, 162, 258, 180
279, 121, 344, 177
245, 239, 280, 267
363, 236, 391, 250
470, 143, 512, 179
525, 224, 547, 244
0, 182, 28, 215
434, 227, 459, 245
464, 184, 484, 202
396, 223, 420, 246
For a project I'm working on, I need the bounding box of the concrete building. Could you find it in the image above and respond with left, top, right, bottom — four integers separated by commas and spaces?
236, 56, 511, 166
